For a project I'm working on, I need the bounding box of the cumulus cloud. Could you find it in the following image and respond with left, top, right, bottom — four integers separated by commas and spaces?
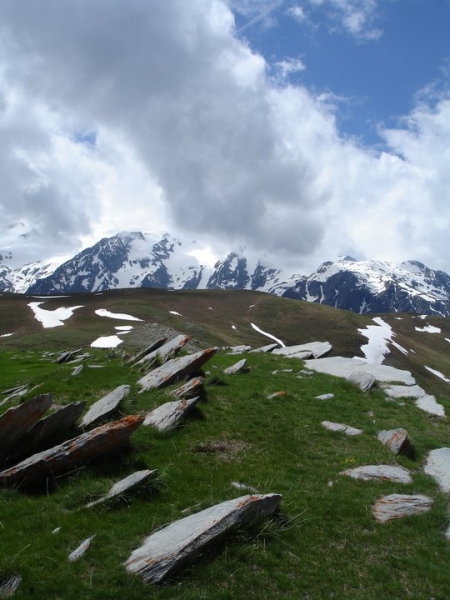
0, 0, 448, 275
303, 0, 382, 40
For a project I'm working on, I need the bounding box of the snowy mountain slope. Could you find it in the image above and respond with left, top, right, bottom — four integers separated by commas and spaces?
271, 257, 450, 316
4, 232, 450, 317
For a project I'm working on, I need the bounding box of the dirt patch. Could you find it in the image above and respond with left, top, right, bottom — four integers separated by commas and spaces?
192, 439, 249, 462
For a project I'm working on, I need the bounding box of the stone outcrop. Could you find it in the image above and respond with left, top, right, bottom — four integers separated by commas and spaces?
80, 385, 131, 428
321, 421, 362, 436
315, 393, 334, 400
249, 343, 279, 353
56, 349, 82, 364
347, 371, 375, 392
372, 494, 433, 522
340, 465, 412, 484
273, 341, 331, 359
138, 348, 217, 392
169, 377, 204, 400
128, 337, 167, 364
68, 535, 96, 561
0, 415, 144, 488
0, 394, 53, 459
377, 428, 414, 457
305, 357, 415, 385
124, 493, 282, 583
143, 397, 200, 431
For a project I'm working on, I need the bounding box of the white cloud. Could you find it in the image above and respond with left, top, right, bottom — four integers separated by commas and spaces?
0, 0, 449, 277
304, 0, 382, 40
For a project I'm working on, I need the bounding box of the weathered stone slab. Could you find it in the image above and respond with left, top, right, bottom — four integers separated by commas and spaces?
0, 415, 144, 488
143, 397, 200, 431
68, 535, 95, 561
321, 421, 362, 436
273, 341, 332, 359
316, 393, 334, 400
81, 385, 130, 428
372, 494, 433, 522
340, 465, 412, 484
347, 371, 376, 391
267, 391, 286, 399
249, 343, 279, 354
71, 365, 84, 376
423, 448, 450, 493
128, 338, 167, 365
138, 348, 217, 393
0, 394, 53, 458
223, 359, 247, 375
134, 335, 191, 368
86, 469, 158, 508
377, 428, 414, 457
8, 401, 86, 462
305, 357, 415, 385
124, 493, 282, 583
169, 377, 204, 400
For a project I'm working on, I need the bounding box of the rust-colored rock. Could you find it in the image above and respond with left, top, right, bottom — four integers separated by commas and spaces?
134, 335, 191, 368
0, 415, 144, 488
128, 338, 167, 365
377, 428, 414, 457
0, 394, 53, 459
372, 494, 433, 522
169, 377, 204, 400
143, 397, 200, 431
138, 348, 217, 392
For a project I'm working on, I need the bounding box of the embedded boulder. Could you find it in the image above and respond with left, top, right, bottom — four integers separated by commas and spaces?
340, 465, 412, 484
347, 371, 375, 392
124, 493, 282, 584
377, 428, 414, 457
372, 494, 433, 522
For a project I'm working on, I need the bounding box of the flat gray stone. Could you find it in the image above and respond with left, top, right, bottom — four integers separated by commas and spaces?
143, 397, 200, 431
0, 415, 144, 488
316, 393, 334, 400
134, 335, 191, 368
372, 494, 433, 522
340, 465, 412, 484
0, 573, 21, 597
71, 365, 84, 376
226, 345, 251, 355
305, 357, 415, 385
0, 394, 53, 458
423, 448, 450, 492
223, 359, 247, 375
86, 469, 158, 508
81, 385, 130, 428
124, 493, 282, 583
321, 421, 363, 436
377, 428, 414, 456
347, 371, 376, 391
138, 348, 217, 392
273, 341, 332, 359
56, 349, 82, 364
169, 377, 204, 400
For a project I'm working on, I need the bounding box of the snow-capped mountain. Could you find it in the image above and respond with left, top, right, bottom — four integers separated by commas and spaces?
4, 232, 450, 317
273, 257, 450, 316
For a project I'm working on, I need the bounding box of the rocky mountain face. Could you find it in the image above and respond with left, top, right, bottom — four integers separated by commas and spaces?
3, 232, 450, 317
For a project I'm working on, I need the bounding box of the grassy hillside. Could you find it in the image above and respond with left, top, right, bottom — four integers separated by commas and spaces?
1, 290, 450, 598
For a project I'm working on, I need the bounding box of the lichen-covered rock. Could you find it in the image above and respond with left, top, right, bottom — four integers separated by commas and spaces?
372, 494, 433, 522
0, 415, 144, 488
124, 493, 282, 583
377, 428, 414, 457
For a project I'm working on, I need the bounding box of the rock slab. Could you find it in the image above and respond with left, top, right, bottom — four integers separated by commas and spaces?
372, 494, 433, 522
134, 335, 191, 368
86, 469, 158, 508
143, 397, 200, 431
169, 377, 204, 400
347, 371, 376, 392
321, 421, 362, 436
0, 415, 144, 488
138, 348, 217, 392
423, 448, 450, 493
223, 359, 247, 375
377, 428, 414, 457
124, 493, 282, 583
81, 384, 130, 428
340, 465, 412, 484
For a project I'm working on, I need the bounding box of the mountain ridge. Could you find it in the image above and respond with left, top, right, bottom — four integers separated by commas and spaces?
2, 230, 450, 317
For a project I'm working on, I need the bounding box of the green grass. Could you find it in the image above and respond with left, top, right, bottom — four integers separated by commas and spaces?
1, 289, 450, 598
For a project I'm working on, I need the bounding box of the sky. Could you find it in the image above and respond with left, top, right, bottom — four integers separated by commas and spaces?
0, 0, 450, 274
